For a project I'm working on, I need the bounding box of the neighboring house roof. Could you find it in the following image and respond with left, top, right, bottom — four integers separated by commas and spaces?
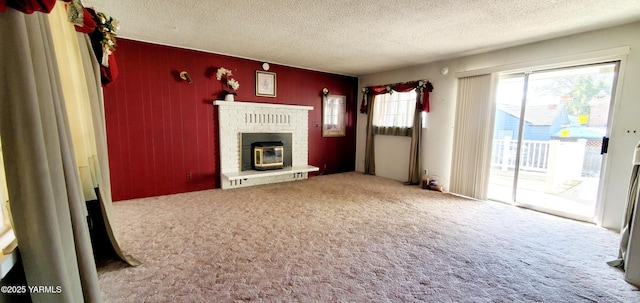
551, 126, 606, 140
497, 104, 564, 126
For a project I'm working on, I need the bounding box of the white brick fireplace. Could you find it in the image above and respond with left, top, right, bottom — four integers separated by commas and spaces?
214, 101, 319, 189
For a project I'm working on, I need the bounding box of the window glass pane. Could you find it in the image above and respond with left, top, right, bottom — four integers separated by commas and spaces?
488, 62, 617, 222
372, 90, 417, 128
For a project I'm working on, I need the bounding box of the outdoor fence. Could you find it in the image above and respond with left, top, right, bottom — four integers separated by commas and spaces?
491, 138, 601, 176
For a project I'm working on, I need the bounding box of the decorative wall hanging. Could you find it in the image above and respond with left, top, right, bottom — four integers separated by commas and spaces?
216, 67, 239, 101
322, 94, 347, 137
72, 6, 120, 86
256, 71, 276, 97
179, 71, 192, 83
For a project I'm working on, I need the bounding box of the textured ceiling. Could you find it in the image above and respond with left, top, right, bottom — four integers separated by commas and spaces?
82, 0, 640, 76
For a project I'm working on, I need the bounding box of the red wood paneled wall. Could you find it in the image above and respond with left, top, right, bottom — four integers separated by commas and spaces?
104, 39, 358, 201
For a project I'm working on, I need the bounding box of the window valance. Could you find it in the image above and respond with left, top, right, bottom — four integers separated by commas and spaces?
1, 0, 120, 86
360, 80, 433, 113
0, 0, 71, 14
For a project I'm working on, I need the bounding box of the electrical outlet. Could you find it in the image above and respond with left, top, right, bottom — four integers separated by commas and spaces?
187, 172, 192, 179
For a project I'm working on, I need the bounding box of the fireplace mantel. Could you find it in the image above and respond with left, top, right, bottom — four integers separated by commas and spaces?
214, 100, 318, 189
213, 100, 313, 111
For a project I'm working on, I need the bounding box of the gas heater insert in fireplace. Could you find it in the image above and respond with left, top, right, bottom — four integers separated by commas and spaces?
252, 141, 284, 170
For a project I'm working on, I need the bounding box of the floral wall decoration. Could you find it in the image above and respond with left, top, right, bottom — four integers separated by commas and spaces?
96, 11, 119, 65
216, 67, 240, 95
69, 2, 120, 86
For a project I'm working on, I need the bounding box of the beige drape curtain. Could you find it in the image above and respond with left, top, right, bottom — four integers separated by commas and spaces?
48, 4, 139, 266
609, 144, 640, 269
78, 33, 140, 266
364, 82, 431, 183
50, 4, 99, 201
364, 93, 376, 175
0, 7, 102, 302
406, 90, 424, 185
450, 74, 497, 200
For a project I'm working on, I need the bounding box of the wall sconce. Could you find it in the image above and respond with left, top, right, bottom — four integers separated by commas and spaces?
179, 71, 192, 83
440, 67, 449, 75
322, 87, 330, 96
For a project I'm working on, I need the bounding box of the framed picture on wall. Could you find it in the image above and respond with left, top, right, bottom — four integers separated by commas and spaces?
256, 71, 276, 97
322, 94, 346, 137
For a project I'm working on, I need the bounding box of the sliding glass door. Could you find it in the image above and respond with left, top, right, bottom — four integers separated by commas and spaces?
488, 62, 618, 221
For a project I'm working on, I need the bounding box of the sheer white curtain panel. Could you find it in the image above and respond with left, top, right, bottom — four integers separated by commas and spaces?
372, 90, 417, 137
